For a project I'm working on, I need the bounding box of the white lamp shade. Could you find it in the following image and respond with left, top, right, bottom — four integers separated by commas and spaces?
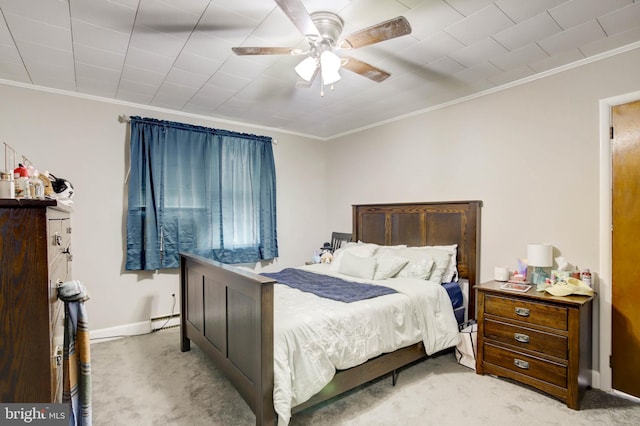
320, 51, 341, 85
527, 244, 553, 267
295, 56, 318, 81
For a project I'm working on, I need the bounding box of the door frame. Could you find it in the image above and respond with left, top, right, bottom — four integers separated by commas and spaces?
598, 89, 640, 393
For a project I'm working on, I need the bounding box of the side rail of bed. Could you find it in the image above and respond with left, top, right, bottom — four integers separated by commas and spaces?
180, 253, 276, 426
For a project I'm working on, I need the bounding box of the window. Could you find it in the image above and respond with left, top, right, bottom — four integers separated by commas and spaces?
125, 117, 278, 270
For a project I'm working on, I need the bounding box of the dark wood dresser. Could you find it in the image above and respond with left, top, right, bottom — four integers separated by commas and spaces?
476, 280, 593, 409
0, 199, 72, 402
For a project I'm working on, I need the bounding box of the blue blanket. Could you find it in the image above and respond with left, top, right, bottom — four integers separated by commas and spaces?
261, 268, 397, 303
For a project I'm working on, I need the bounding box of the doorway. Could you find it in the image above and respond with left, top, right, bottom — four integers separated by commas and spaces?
611, 100, 640, 398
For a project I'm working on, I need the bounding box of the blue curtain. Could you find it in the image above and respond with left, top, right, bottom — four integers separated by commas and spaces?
125, 116, 278, 270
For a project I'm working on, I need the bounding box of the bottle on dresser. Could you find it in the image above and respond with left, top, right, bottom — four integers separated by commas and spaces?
13, 163, 30, 198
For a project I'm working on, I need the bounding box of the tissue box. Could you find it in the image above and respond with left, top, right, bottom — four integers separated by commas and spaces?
551, 270, 571, 282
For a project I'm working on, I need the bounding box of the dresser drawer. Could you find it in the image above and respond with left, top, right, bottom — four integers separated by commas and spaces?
485, 294, 568, 330
49, 255, 70, 305
47, 215, 71, 266
50, 305, 64, 403
484, 318, 568, 360
484, 343, 567, 388
49, 247, 70, 345
48, 217, 63, 264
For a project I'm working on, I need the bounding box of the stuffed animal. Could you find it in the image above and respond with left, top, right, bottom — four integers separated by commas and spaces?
319, 242, 334, 263
48, 173, 74, 205
320, 251, 333, 264
49, 173, 74, 198
39, 172, 55, 197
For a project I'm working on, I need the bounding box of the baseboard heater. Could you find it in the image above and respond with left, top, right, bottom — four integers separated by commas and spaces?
151, 313, 181, 331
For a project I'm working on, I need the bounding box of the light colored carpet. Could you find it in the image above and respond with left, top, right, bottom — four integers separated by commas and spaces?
91, 328, 640, 425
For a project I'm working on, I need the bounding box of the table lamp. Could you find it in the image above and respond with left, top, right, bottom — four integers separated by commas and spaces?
527, 244, 553, 286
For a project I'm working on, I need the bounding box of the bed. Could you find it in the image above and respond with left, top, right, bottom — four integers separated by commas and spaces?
180, 200, 481, 425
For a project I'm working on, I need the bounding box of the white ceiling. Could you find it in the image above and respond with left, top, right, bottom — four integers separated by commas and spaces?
1, 0, 639, 139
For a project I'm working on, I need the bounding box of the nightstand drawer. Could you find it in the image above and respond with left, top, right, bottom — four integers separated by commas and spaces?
484, 318, 568, 360
484, 343, 567, 388
485, 294, 568, 330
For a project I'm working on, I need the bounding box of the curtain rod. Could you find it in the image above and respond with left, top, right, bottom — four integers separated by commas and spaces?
117, 114, 278, 144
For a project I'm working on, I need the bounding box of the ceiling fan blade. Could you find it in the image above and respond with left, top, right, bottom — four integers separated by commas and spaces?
275, 0, 321, 39
337, 16, 411, 50
232, 47, 303, 55
342, 57, 391, 82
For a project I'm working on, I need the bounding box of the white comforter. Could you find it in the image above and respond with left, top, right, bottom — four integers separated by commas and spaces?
272, 264, 460, 425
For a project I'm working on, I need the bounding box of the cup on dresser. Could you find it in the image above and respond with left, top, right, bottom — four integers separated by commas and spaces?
0, 171, 15, 198
494, 266, 510, 282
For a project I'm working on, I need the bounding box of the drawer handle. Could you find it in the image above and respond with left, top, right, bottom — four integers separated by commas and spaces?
52, 346, 62, 367
514, 333, 530, 343
515, 307, 530, 317
514, 359, 529, 370
63, 246, 73, 261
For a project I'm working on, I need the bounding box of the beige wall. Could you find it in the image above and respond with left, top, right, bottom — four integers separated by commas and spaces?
0, 84, 327, 333
326, 46, 640, 389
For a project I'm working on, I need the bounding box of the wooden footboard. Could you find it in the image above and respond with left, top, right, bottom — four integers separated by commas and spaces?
180, 200, 481, 425
180, 253, 428, 426
180, 253, 277, 425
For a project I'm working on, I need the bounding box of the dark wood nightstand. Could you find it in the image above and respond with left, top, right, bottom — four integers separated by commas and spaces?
475, 280, 594, 409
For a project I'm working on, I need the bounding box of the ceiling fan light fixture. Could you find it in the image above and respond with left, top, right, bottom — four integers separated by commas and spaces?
322, 69, 341, 85
322, 70, 342, 86
320, 50, 341, 85
295, 56, 318, 81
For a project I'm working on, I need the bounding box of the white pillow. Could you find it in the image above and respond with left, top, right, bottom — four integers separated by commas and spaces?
338, 251, 377, 279
331, 242, 379, 271
393, 248, 435, 280
422, 249, 453, 284
400, 245, 457, 283
373, 254, 409, 280
426, 245, 458, 282
396, 256, 434, 280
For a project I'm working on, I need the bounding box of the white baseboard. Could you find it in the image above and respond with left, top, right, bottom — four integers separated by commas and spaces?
90, 321, 151, 343
613, 389, 640, 403
591, 370, 601, 390
90, 313, 182, 344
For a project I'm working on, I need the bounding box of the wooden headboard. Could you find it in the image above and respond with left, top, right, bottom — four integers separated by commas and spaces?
352, 200, 482, 319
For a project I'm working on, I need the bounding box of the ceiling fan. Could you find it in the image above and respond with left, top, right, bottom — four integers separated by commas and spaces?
232, 0, 412, 95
